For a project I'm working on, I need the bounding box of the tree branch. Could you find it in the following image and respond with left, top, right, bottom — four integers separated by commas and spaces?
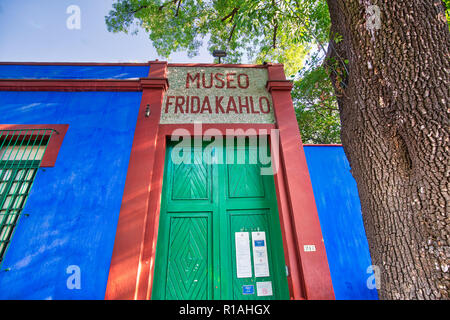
130, 4, 149, 14
228, 24, 237, 43
159, 0, 178, 11
174, 0, 182, 17
272, 0, 278, 49
221, 7, 239, 22
286, 0, 328, 56
273, 21, 278, 48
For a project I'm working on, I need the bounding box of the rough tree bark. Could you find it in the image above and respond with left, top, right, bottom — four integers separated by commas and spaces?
325, 0, 449, 299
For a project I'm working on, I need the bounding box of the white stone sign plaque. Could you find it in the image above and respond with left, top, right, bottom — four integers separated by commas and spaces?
161, 66, 275, 124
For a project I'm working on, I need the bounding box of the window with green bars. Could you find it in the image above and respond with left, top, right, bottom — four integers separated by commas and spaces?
0, 129, 56, 266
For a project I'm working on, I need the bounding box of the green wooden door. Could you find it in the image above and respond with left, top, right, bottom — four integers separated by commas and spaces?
152, 139, 289, 300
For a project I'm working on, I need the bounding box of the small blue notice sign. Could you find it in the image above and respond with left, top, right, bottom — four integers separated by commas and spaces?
254, 240, 265, 247
242, 285, 254, 295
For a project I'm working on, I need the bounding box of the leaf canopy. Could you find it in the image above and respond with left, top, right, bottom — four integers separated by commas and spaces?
106, 0, 341, 143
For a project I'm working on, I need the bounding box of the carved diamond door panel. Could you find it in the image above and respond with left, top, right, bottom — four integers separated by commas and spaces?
165, 215, 211, 300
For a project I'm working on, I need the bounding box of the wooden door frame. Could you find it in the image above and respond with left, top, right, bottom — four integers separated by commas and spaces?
149, 124, 292, 299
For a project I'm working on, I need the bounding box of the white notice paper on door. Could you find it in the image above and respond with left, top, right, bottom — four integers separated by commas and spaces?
235, 232, 252, 278
257, 281, 273, 296
252, 232, 270, 277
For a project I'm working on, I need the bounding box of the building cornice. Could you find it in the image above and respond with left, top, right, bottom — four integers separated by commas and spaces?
0, 77, 170, 92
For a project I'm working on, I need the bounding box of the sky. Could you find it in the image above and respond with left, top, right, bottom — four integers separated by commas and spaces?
0, 0, 214, 63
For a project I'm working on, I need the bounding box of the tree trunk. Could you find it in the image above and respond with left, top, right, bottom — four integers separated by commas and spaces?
325, 0, 449, 299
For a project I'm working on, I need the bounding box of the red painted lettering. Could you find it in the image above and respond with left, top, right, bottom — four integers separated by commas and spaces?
175, 96, 185, 113
215, 96, 225, 113
237, 74, 249, 89
165, 96, 175, 113
250, 96, 259, 114
214, 73, 225, 88
200, 96, 212, 113
191, 96, 200, 113
259, 96, 271, 114
226, 96, 238, 113
226, 73, 237, 89
186, 73, 200, 88
202, 73, 213, 88
238, 96, 250, 113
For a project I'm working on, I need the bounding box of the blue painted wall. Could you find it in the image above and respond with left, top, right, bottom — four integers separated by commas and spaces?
304, 146, 378, 300
0, 65, 149, 79
0, 64, 377, 300
0, 90, 141, 299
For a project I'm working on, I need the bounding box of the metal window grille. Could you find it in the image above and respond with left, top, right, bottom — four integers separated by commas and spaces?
0, 129, 55, 266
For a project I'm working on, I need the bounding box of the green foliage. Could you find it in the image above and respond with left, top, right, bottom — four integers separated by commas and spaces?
445, 0, 450, 31
106, 0, 330, 62
292, 64, 341, 144
106, 0, 341, 144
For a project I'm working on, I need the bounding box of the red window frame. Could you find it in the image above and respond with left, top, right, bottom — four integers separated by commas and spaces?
0, 124, 69, 167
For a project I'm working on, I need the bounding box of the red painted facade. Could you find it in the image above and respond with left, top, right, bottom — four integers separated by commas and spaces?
105, 61, 334, 300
